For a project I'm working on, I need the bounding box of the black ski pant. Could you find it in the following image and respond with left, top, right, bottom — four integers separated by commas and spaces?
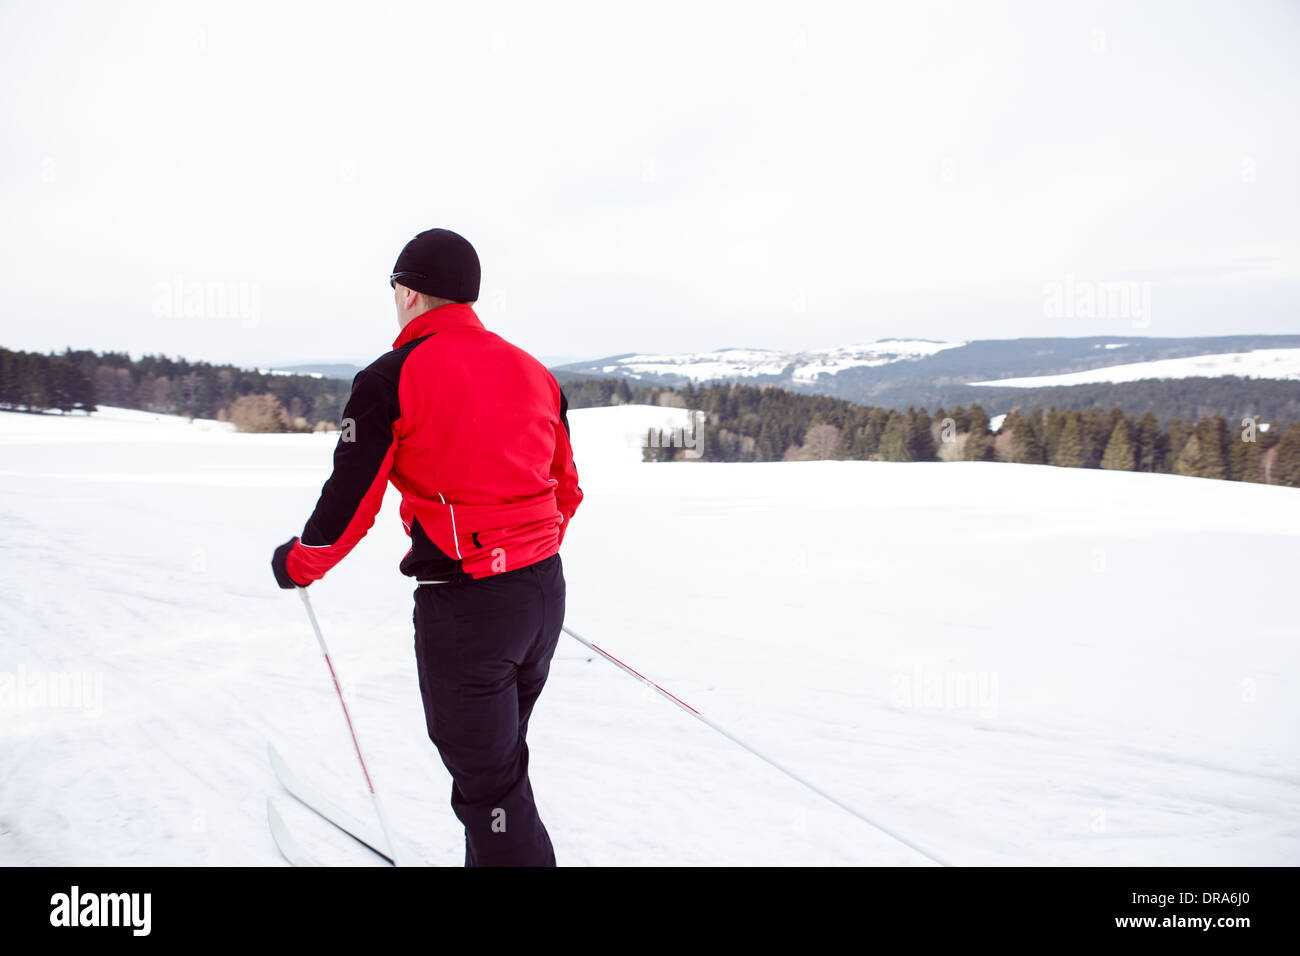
412, 552, 564, 866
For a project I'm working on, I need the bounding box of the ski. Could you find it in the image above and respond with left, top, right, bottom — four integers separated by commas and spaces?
267, 797, 322, 867
267, 742, 396, 865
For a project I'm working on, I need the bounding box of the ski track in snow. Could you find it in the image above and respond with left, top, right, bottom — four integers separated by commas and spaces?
1, 404, 1298, 866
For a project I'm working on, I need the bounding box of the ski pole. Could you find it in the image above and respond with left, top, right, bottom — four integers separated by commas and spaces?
561, 625, 953, 867
297, 586, 404, 867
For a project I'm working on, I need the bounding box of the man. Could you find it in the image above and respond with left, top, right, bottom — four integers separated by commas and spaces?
271, 228, 582, 867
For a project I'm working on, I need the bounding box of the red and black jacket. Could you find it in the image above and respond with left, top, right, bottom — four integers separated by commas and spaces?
283, 303, 583, 584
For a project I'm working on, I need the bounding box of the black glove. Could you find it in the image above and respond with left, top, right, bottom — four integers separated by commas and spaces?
271, 537, 306, 589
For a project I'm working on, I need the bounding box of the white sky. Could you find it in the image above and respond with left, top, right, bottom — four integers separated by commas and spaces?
1, 0, 1297, 369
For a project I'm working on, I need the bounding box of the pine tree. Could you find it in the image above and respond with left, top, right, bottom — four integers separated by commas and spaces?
1026, 409, 1048, 463
1274, 423, 1300, 488
1004, 410, 1045, 463
1173, 433, 1204, 477
1165, 419, 1193, 472
1100, 418, 1136, 471
1052, 414, 1085, 468
862, 407, 887, 457
908, 407, 936, 461
1043, 408, 1066, 462
1230, 426, 1264, 483
1080, 407, 1109, 468
878, 412, 911, 461
964, 404, 994, 461
1195, 417, 1229, 480
1134, 411, 1163, 472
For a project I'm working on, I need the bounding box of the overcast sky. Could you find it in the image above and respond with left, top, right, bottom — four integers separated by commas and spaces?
1, 0, 1297, 369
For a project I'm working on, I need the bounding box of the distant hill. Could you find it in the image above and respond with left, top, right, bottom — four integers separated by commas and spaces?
551, 335, 1300, 412
554, 340, 966, 385
268, 362, 363, 382
554, 334, 1299, 387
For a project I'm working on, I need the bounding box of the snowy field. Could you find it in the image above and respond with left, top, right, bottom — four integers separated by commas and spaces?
1, 404, 1298, 867
970, 347, 1300, 387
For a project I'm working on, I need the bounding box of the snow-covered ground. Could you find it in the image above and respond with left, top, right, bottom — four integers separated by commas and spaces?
970, 347, 1300, 387
1, 404, 1298, 866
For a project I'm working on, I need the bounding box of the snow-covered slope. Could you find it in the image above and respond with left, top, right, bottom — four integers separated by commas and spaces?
971, 347, 1300, 387
1, 404, 1297, 866
583, 340, 966, 383
0, 404, 236, 443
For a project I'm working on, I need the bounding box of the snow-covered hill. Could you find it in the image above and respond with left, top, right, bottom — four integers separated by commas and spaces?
971, 347, 1300, 387
552, 336, 1300, 417
1, 405, 1297, 866
570, 340, 966, 384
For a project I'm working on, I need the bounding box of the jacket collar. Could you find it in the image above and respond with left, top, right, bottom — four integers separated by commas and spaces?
392, 302, 484, 349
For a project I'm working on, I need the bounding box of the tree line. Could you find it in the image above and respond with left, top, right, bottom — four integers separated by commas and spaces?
827, 375, 1300, 428
619, 379, 1300, 488
0, 348, 97, 413
0, 346, 350, 431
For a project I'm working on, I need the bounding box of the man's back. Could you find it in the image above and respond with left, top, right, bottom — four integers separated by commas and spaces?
397, 324, 558, 506
284, 302, 582, 586
392, 307, 582, 579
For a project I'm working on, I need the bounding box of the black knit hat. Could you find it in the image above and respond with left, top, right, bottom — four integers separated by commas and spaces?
390, 228, 480, 302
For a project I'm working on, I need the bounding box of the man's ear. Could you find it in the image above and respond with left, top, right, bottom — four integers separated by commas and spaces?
395, 282, 418, 310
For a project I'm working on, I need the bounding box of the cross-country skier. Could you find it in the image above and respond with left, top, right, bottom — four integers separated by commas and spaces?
270, 228, 583, 866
